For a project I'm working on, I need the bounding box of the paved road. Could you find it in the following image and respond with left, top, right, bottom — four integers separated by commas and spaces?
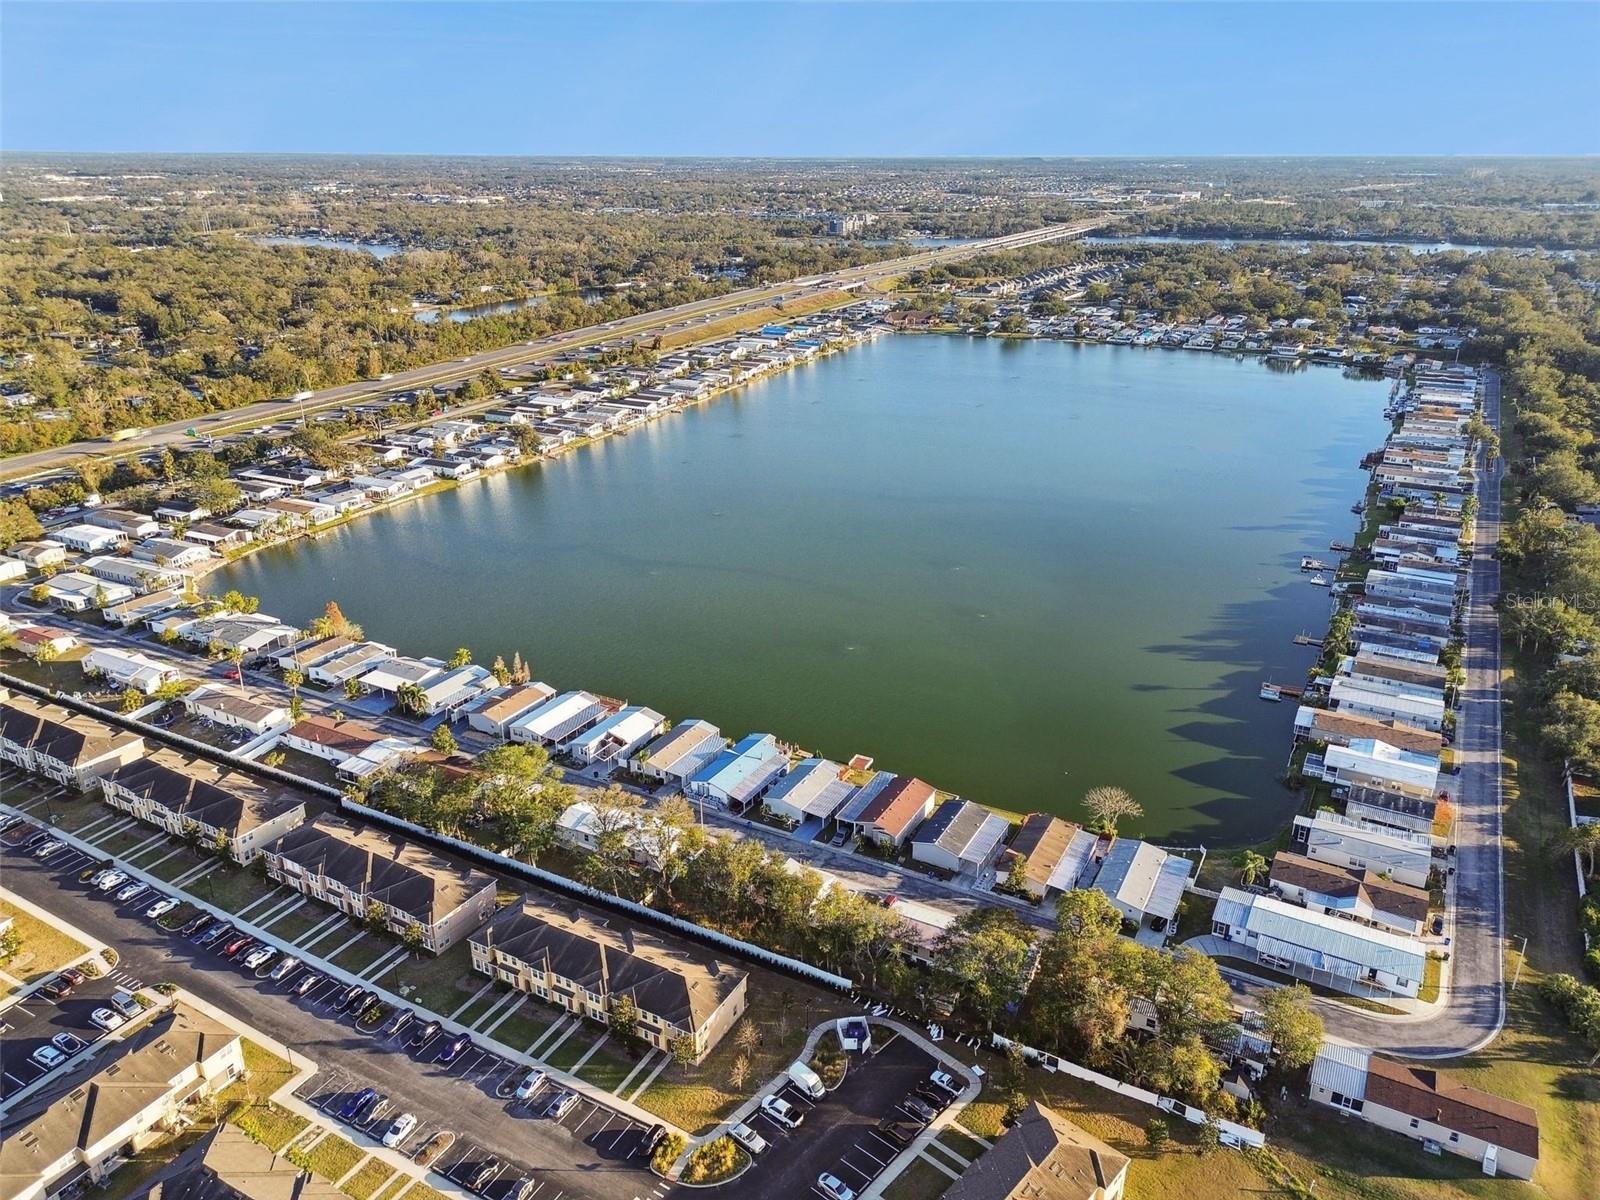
0, 220, 1109, 483
0, 842, 664, 1200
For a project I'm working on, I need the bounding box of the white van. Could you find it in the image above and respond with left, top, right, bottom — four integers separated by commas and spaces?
787, 1060, 826, 1099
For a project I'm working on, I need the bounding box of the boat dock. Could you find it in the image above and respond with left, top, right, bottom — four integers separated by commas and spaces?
1300, 557, 1331, 572
1260, 681, 1306, 702
1293, 631, 1323, 647
1329, 540, 1354, 552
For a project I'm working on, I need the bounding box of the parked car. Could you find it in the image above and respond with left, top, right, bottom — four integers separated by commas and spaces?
335, 984, 366, 1012
224, 936, 258, 960
543, 1091, 578, 1120
438, 1032, 472, 1064
35, 840, 66, 858
116, 882, 149, 903
109, 989, 143, 1018
410, 1019, 440, 1049
354, 1092, 387, 1124
30, 1045, 67, 1070
929, 1069, 960, 1095
340, 1088, 377, 1121
51, 1032, 85, 1055
729, 1122, 768, 1155
382, 1009, 413, 1037
242, 946, 276, 971
181, 914, 214, 937
41, 970, 83, 1000
269, 956, 301, 982
760, 1095, 803, 1129
818, 1174, 855, 1200
875, 1116, 920, 1148
196, 923, 231, 948
96, 870, 128, 891
90, 1006, 128, 1032
469, 1160, 499, 1192
88, 868, 116, 887
902, 1095, 938, 1124
514, 1069, 547, 1101
145, 896, 179, 919
382, 1113, 418, 1148
292, 972, 322, 997
829, 827, 850, 847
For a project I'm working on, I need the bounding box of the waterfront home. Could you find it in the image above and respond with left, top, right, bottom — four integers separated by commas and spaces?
8, 540, 67, 570
9, 624, 79, 658
470, 893, 749, 1063
1318, 738, 1441, 799
44, 522, 124, 554
101, 587, 189, 628
306, 640, 397, 685
1344, 786, 1439, 839
686, 732, 789, 812
762, 757, 858, 826
0, 688, 145, 788
906, 800, 1009, 879
1309, 1045, 1537, 1180
183, 683, 291, 736
99, 748, 306, 862
0, 1005, 246, 1200
1329, 679, 1446, 733
181, 520, 253, 552
268, 497, 336, 526
1345, 654, 1450, 698
180, 613, 300, 660
264, 816, 497, 953
462, 681, 557, 738
1363, 568, 1461, 606
836, 772, 937, 848
1001, 812, 1100, 900
1292, 706, 1443, 759
1087, 837, 1193, 939
39, 571, 135, 611
634, 719, 725, 787
1291, 811, 1434, 889
564, 705, 667, 766
414, 663, 496, 715
80, 554, 186, 594
348, 473, 411, 501
81, 646, 179, 695
1352, 624, 1447, 662
507, 690, 611, 747
355, 654, 446, 699
131, 538, 212, 569
85, 507, 160, 540
273, 633, 356, 673
153, 497, 211, 524
940, 1100, 1129, 1200
1353, 597, 1453, 631
1268, 851, 1430, 937
1212, 887, 1426, 998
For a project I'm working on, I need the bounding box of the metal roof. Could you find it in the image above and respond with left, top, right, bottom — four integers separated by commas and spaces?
1309, 1042, 1371, 1100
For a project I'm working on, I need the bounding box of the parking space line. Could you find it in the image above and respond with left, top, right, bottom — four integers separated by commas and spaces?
916, 1148, 962, 1181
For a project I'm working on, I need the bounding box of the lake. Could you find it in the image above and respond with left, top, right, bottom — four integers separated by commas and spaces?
253, 234, 404, 259
220, 336, 1388, 843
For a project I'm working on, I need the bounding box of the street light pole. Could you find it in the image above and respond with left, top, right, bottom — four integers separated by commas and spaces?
1509, 934, 1529, 992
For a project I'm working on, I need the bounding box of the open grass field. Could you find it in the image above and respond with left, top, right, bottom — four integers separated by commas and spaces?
880, 1156, 955, 1200
0, 898, 89, 987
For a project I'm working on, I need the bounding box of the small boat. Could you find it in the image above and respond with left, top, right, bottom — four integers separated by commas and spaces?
1308, 573, 1330, 587
1351, 502, 1365, 514
1259, 683, 1283, 702
1330, 540, 1354, 552
1300, 557, 1330, 572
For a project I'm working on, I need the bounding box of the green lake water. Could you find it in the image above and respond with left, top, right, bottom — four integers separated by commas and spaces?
221, 335, 1389, 843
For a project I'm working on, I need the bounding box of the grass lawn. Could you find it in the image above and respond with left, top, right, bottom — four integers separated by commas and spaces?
328, 933, 396, 974
258, 903, 324, 940
543, 1024, 605, 1072
292, 1133, 366, 1184
574, 1041, 640, 1095
656, 291, 850, 351
880, 1157, 953, 1200
147, 846, 208, 881
98, 1127, 212, 1200
371, 1177, 411, 1200
484, 1004, 553, 1053
92, 824, 164, 858
0, 899, 89, 986
374, 941, 484, 1016
230, 1101, 309, 1153
187, 863, 280, 915
634, 967, 856, 1134
1418, 953, 1444, 1004
400, 1185, 450, 1200
340, 1158, 396, 1200
217, 1042, 309, 1153
935, 1128, 987, 1165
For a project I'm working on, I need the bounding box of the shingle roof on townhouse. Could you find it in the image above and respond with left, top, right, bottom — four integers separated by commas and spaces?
474, 894, 745, 1034
637, 719, 723, 774
0, 1006, 239, 1200
102, 750, 304, 838
0, 690, 144, 770
163, 1124, 345, 1200
941, 1100, 1128, 1200
267, 818, 494, 927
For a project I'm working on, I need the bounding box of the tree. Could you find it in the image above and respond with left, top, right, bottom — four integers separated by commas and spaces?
580, 785, 646, 895
0, 498, 44, 550
1083, 785, 1143, 834
448, 646, 472, 669
1554, 822, 1600, 879
181, 820, 203, 850
1145, 1117, 1170, 1150
609, 994, 645, 1055
669, 1034, 698, 1069
510, 651, 530, 684
1233, 850, 1268, 887
283, 667, 303, 696
490, 655, 510, 685
930, 907, 1035, 1028
402, 921, 427, 957
364, 899, 388, 935
430, 724, 458, 755
394, 682, 428, 716
344, 677, 364, 701
1545, 691, 1600, 768
119, 687, 145, 714
310, 600, 362, 640
1259, 984, 1324, 1069
219, 589, 259, 614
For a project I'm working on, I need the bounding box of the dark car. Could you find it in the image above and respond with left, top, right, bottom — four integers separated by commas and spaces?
409, 1019, 440, 1050
438, 1032, 472, 1064
335, 986, 368, 1013
1432, 914, 1446, 936
339, 1088, 377, 1121
902, 1095, 938, 1124
383, 1009, 414, 1037
876, 1116, 921, 1148
354, 1092, 387, 1124
913, 1083, 947, 1109
181, 914, 214, 938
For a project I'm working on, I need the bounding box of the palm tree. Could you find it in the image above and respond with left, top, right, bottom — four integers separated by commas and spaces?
1554, 823, 1600, 879
1233, 850, 1269, 887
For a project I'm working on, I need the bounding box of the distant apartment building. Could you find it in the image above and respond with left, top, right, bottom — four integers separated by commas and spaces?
0, 689, 145, 789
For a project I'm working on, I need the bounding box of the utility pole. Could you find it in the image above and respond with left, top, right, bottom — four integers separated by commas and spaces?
1510, 934, 1529, 992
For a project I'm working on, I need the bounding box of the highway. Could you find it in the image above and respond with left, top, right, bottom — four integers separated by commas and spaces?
0, 218, 1111, 483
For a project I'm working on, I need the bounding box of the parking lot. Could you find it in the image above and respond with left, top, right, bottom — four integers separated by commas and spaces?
0, 810, 666, 1200
734, 1034, 959, 1200
0, 963, 149, 1103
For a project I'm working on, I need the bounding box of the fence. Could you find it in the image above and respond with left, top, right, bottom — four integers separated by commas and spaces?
990, 1033, 1267, 1150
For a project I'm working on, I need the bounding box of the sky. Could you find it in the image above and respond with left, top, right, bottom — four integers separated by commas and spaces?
3, 1, 1598, 156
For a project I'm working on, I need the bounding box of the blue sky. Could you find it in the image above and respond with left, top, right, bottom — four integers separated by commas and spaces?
4, 2, 1597, 155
